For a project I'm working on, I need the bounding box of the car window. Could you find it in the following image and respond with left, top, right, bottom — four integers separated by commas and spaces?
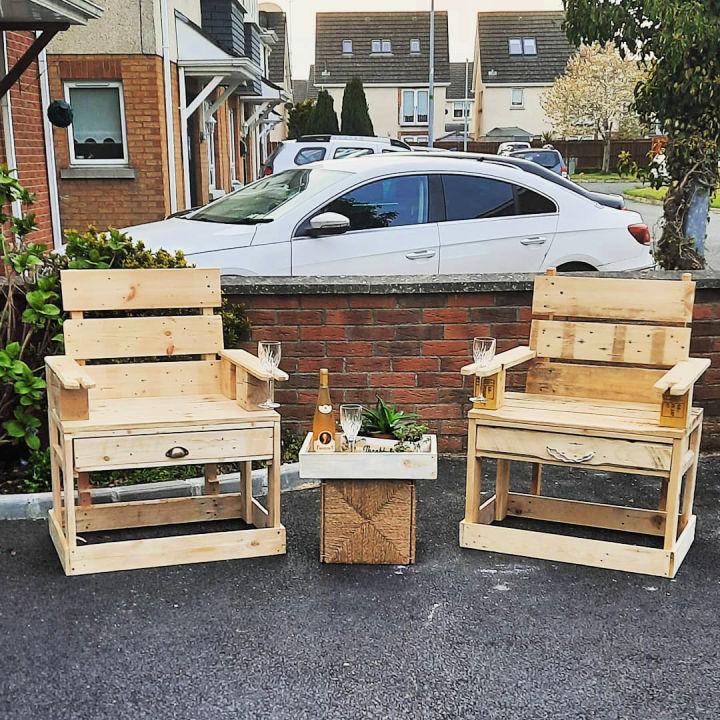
190, 168, 347, 224
333, 147, 374, 159
295, 147, 326, 165
512, 150, 560, 168
321, 175, 429, 231
442, 175, 515, 221
516, 186, 557, 215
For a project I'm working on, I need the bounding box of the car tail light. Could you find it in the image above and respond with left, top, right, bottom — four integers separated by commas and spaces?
560, 165, 568, 177
262, 165, 273, 176
628, 223, 652, 245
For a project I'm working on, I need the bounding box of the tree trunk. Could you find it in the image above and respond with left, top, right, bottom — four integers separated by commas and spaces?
602, 127, 612, 173
656, 180, 707, 270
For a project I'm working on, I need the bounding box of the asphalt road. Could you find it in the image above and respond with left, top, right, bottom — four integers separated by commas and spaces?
581, 181, 720, 269
2, 457, 720, 719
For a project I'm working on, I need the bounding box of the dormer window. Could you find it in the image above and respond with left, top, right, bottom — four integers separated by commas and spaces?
509, 37, 537, 55
410, 38, 420, 53
508, 38, 523, 55
372, 39, 392, 53
523, 37, 537, 55
342, 39, 353, 54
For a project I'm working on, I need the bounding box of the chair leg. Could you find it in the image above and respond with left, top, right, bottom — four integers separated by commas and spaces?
495, 459, 511, 521
679, 423, 702, 532
663, 439, 684, 551
464, 419, 482, 523
62, 436, 77, 551
266, 420, 281, 527
77, 472, 92, 506
240, 460, 253, 523
204, 463, 219, 495
530, 463, 543, 496
658, 480, 668, 512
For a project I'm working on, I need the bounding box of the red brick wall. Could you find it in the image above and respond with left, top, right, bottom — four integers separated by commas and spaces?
0, 32, 53, 245
47, 54, 170, 230
227, 282, 720, 453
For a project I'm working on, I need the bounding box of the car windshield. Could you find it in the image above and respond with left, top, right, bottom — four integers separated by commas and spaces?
512, 150, 560, 168
189, 168, 347, 224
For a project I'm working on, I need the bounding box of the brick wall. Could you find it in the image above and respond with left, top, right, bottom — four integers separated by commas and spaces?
48, 54, 170, 229
1, 32, 53, 245
223, 274, 720, 454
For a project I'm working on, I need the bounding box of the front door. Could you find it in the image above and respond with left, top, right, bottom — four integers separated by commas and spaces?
292, 174, 440, 276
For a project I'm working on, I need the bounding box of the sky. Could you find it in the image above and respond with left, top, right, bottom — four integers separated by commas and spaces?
264, 0, 564, 80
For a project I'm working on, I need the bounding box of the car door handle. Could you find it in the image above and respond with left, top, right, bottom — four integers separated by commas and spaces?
520, 236, 547, 245
405, 249, 437, 260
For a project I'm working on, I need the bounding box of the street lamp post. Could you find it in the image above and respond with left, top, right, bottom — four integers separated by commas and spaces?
427, 0, 435, 148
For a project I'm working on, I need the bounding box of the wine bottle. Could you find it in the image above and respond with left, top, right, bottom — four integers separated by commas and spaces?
313, 368, 336, 452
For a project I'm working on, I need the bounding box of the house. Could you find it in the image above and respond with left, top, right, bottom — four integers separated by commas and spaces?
472, 11, 574, 140
442, 61, 474, 141
0, 0, 102, 248
260, 6, 292, 144
311, 11, 450, 143
45, 0, 291, 233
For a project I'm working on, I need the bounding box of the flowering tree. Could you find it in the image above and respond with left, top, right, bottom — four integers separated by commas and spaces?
542, 42, 645, 172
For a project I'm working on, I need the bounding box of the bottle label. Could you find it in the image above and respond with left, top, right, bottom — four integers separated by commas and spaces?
314, 431, 336, 452
318, 404, 333, 415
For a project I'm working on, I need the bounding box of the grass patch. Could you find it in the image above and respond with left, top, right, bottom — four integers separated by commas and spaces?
572, 171, 637, 182
625, 186, 720, 208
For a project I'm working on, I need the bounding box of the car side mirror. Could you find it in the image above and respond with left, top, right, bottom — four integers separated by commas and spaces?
309, 212, 350, 237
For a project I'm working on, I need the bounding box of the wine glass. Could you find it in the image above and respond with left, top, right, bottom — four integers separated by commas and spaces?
469, 337, 496, 404
340, 404, 363, 453
258, 341, 281, 409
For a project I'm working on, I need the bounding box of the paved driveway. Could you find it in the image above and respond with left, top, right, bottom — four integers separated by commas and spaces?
1, 458, 720, 719
580, 181, 720, 269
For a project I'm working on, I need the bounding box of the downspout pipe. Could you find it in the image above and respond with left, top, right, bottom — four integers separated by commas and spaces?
160, 0, 178, 213
0, 32, 22, 218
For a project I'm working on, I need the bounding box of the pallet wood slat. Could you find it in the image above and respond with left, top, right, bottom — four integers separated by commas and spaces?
461, 346, 536, 377
219, 349, 289, 381
45, 356, 96, 389
60, 268, 221, 310
461, 269, 707, 578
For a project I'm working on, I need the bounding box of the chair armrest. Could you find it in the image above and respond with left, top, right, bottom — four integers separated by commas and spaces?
460, 346, 536, 379
219, 349, 289, 382
654, 358, 710, 396
45, 356, 95, 389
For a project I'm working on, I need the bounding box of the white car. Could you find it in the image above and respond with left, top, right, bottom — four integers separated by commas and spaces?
262, 134, 411, 174
497, 141, 531, 156
126, 153, 654, 276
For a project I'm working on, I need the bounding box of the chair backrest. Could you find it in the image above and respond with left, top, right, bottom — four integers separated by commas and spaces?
61, 268, 224, 399
525, 271, 695, 404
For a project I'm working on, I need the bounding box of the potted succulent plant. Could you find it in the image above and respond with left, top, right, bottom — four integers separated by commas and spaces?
361, 396, 429, 446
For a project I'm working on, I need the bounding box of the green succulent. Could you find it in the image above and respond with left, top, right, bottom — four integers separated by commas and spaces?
361, 396, 427, 441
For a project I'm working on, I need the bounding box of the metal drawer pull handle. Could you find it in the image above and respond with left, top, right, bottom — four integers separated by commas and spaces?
546, 446, 595, 464
165, 446, 189, 459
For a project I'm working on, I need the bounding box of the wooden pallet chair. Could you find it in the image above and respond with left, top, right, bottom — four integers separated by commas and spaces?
45, 268, 288, 575
460, 269, 709, 578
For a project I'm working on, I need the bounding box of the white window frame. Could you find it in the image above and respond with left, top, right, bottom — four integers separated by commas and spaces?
510, 88, 524, 108
508, 38, 523, 55
400, 89, 429, 126
229, 109, 237, 182
381, 39, 392, 53
410, 38, 420, 53
342, 39, 353, 54
371, 39, 382, 53
64, 80, 128, 166
523, 37, 537, 55
453, 100, 470, 119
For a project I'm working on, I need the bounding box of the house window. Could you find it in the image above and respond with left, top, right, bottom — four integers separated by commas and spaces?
401, 89, 429, 125
453, 101, 470, 119
372, 39, 391, 53
64, 81, 127, 164
342, 39, 353, 54
410, 38, 420, 53
511, 88, 524, 108
523, 37, 537, 55
382, 39, 392, 53
508, 38, 523, 55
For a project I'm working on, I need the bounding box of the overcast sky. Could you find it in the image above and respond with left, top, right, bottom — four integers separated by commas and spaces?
265, 0, 563, 80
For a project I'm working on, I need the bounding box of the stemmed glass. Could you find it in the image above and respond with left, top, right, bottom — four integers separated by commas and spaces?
258, 341, 282, 409
469, 337, 496, 404
340, 404, 363, 453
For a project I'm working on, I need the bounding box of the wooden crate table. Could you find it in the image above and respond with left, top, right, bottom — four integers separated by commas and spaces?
299, 433, 437, 564
45, 268, 289, 575
460, 270, 709, 578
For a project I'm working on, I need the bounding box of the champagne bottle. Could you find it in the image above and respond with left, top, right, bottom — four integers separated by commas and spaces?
313, 368, 336, 452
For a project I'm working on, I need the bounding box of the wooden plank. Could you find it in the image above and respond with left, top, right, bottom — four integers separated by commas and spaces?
63, 315, 224, 360
267, 421, 281, 527
219, 349, 289, 381
60, 268, 221, 311
48, 508, 69, 574
530, 464, 542, 495
45, 356, 95, 389
669, 515, 696, 578
531, 319, 690, 367
664, 439, 685, 551
476, 425, 673, 473
461, 346, 535, 377
459, 521, 672, 577
74, 426, 274, 471
464, 420, 482, 523
477, 495, 496, 525
74, 494, 246, 532
680, 422, 702, 532
77, 472, 92, 507
67, 526, 286, 575
532, 274, 695, 324
204, 463, 219, 495
654, 357, 710, 396
526, 362, 664, 404
46, 369, 89, 421
250, 497, 269, 529
299, 433, 438, 480
506, 493, 666, 536
88, 361, 221, 400
240, 460, 253, 523
495, 459, 510, 521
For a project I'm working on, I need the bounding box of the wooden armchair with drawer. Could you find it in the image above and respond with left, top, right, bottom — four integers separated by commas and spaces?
460, 269, 709, 578
45, 268, 288, 575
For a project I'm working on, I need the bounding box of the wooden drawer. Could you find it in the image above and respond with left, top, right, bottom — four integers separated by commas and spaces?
475, 426, 672, 474
74, 427, 274, 471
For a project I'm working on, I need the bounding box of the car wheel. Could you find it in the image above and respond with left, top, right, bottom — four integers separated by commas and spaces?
556, 262, 597, 272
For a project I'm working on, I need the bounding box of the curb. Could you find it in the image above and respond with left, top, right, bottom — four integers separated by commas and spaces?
0, 463, 316, 521
623, 190, 720, 213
